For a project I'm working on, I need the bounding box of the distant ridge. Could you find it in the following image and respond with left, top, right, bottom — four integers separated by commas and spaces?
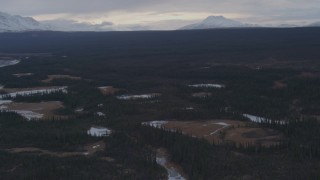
308, 22, 320, 27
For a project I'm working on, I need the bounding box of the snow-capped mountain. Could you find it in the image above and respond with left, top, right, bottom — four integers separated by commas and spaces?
0, 12, 148, 32
0, 12, 49, 32
180, 16, 254, 30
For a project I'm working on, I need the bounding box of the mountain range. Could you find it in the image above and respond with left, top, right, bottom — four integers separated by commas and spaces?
0, 12, 48, 32
0, 11, 319, 32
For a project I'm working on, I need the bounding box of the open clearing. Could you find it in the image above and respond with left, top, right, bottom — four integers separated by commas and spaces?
1, 101, 65, 120
224, 127, 283, 146
7, 141, 106, 157
145, 120, 283, 146
41, 75, 82, 83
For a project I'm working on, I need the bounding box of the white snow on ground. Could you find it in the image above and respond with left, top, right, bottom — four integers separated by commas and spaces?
117, 94, 160, 100
0, 100, 12, 105
87, 127, 112, 137
188, 84, 225, 88
13, 110, 43, 120
0, 87, 67, 120
75, 108, 84, 112
243, 114, 287, 125
0, 86, 68, 98
205, 122, 230, 136
156, 156, 186, 180
0, 60, 20, 68
213, 122, 229, 126
13, 73, 33, 77
96, 112, 106, 117
142, 121, 168, 128
0, 100, 43, 120
0, 106, 43, 120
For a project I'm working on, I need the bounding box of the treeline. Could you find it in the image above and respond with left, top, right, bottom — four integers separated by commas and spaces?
138, 122, 320, 180
259, 118, 320, 158
0, 112, 166, 179
6, 91, 67, 102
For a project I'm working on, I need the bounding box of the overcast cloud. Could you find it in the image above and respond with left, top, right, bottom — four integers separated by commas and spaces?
1, 0, 320, 29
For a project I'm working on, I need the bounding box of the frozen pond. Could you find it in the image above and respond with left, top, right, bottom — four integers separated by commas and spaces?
0, 60, 20, 68
188, 84, 225, 88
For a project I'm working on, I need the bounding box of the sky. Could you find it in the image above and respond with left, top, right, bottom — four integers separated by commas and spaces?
1, 0, 320, 30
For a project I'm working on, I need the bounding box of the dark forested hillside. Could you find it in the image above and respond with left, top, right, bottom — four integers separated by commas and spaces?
1, 28, 320, 179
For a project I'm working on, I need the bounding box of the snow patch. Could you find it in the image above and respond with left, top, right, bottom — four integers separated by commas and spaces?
156, 156, 186, 180
0, 86, 68, 99
0, 108, 43, 120
243, 114, 287, 125
142, 121, 168, 128
117, 93, 160, 100
14, 110, 43, 120
188, 84, 225, 88
87, 127, 112, 137
96, 112, 106, 117
75, 108, 84, 112
0, 100, 12, 105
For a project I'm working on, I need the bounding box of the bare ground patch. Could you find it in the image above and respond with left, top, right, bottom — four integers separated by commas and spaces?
6, 141, 106, 157
192, 92, 212, 98
98, 86, 120, 95
3, 101, 65, 119
224, 127, 283, 146
273, 80, 287, 89
162, 120, 283, 147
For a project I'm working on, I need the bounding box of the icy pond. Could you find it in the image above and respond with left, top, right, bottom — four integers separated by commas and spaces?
0, 60, 20, 68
